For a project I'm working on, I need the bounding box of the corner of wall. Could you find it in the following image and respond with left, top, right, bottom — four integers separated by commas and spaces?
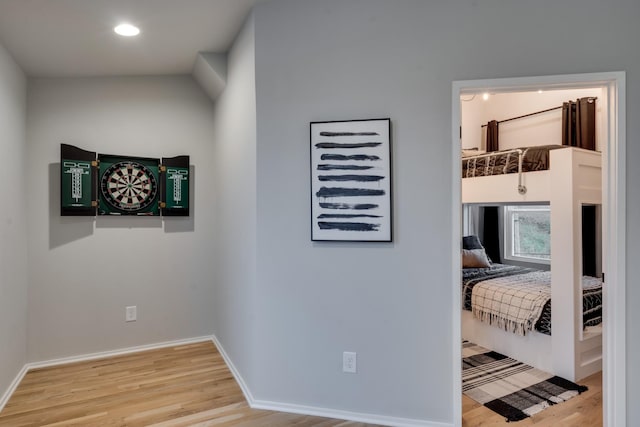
0, 39, 29, 412
192, 52, 227, 102
209, 4, 258, 398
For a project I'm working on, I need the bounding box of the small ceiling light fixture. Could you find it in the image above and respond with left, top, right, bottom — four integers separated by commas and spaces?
482, 92, 490, 101
537, 89, 544, 94
114, 23, 140, 37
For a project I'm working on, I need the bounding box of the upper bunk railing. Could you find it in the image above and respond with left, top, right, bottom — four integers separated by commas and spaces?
462, 148, 527, 195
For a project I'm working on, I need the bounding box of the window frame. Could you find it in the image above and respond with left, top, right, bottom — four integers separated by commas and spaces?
503, 204, 551, 265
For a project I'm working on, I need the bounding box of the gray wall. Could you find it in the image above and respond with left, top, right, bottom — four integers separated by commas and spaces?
249, 0, 640, 424
25, 76, 217, 361
4, 0, 639, 425
211, 13, 258, 387
0, 42, 27, 400
253, 0, 453, 421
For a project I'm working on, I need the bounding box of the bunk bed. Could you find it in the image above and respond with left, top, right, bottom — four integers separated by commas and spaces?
461, 145, 603, 382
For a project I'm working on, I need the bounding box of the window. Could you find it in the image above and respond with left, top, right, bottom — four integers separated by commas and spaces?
504, 205, 550, 264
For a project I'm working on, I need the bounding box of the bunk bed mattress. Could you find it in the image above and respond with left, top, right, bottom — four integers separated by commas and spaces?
462, 263, 602, 336
462, 144, 566, 178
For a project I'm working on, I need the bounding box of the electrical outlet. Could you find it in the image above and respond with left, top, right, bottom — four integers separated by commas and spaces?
125, 306, 137, 322
343, 351, 357, 373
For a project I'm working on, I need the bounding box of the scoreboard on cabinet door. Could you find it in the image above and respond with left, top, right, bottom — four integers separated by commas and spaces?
160, 156, 190, 217
60, 144, 190, 217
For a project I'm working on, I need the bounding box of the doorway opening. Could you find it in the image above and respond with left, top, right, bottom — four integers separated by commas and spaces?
451, 72, 626, 427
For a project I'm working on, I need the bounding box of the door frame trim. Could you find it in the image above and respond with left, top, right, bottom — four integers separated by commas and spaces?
451, 72, 626, 427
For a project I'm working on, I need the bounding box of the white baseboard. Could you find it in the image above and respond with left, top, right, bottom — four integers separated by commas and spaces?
250, 399, 452, 427
211, 334, 451, 427
26, 335, 214, 370
0, 364, 29, 413
209, 335, 255, 403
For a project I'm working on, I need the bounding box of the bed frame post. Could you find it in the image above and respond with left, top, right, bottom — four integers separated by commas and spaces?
550, 148, 602, 382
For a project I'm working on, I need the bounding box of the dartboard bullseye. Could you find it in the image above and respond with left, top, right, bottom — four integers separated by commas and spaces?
100, 161, 158, 212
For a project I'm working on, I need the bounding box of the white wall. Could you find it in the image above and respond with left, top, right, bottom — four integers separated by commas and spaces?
461, 88, 603, 151
210, 13, 257, 388
0, 42, 27, 401
25, 76, 217, 361
247, 0, 640, 425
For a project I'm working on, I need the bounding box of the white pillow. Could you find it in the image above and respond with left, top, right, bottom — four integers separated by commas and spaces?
462, 248, 491, 268
461, 149, 486, 158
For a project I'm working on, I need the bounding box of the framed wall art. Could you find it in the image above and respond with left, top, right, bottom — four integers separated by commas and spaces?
310, 118, 392, 242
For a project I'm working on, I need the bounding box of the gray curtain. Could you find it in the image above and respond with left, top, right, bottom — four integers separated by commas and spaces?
486, 120, 499, 152
562, 97, 596, 150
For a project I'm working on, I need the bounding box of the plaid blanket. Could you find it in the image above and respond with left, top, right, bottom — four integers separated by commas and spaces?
463, 264, 603, 335
472, 271, 551, 336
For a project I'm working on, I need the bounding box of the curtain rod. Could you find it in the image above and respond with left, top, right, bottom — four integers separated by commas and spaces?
480, 97, 597, 128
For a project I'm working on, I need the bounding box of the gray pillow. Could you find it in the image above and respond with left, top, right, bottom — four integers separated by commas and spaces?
462, 235, 484, 250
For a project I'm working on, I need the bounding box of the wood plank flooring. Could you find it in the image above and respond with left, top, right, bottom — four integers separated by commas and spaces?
0, 342, 376, 426
462, 371, 602, 427
0, 341, 602, 426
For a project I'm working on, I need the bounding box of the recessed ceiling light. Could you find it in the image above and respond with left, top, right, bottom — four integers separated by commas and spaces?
114, 23, 140, 37
482, 92, 490, 101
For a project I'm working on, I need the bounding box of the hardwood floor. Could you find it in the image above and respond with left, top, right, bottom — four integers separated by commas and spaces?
0, 341, 602, 426
0, 342, 377, 426
462, 371, 602, 427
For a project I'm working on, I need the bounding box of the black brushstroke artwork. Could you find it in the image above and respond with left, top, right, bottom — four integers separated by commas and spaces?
317, 164, 374, 171
315, 142, 382, 149
319, 202, 379, 210
316, 187, 385, 198
320, 131, 379, 137
311, 119, 391, 240
321, 154, 380, 161
318, 174, 384, 182
318, 214, 382, 219
318, 222, 380, 232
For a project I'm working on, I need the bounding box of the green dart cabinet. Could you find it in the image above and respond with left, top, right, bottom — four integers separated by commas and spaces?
60, 144, 190, 217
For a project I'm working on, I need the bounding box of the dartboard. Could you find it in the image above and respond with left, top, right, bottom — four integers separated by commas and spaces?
100, 161, 158, 212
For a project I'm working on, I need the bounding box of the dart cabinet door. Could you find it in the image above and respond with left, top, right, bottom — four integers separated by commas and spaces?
61, 144, 97, 216
160, 156, 190, 216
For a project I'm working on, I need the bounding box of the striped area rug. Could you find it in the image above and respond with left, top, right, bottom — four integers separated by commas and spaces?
462, 341, 588, 422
